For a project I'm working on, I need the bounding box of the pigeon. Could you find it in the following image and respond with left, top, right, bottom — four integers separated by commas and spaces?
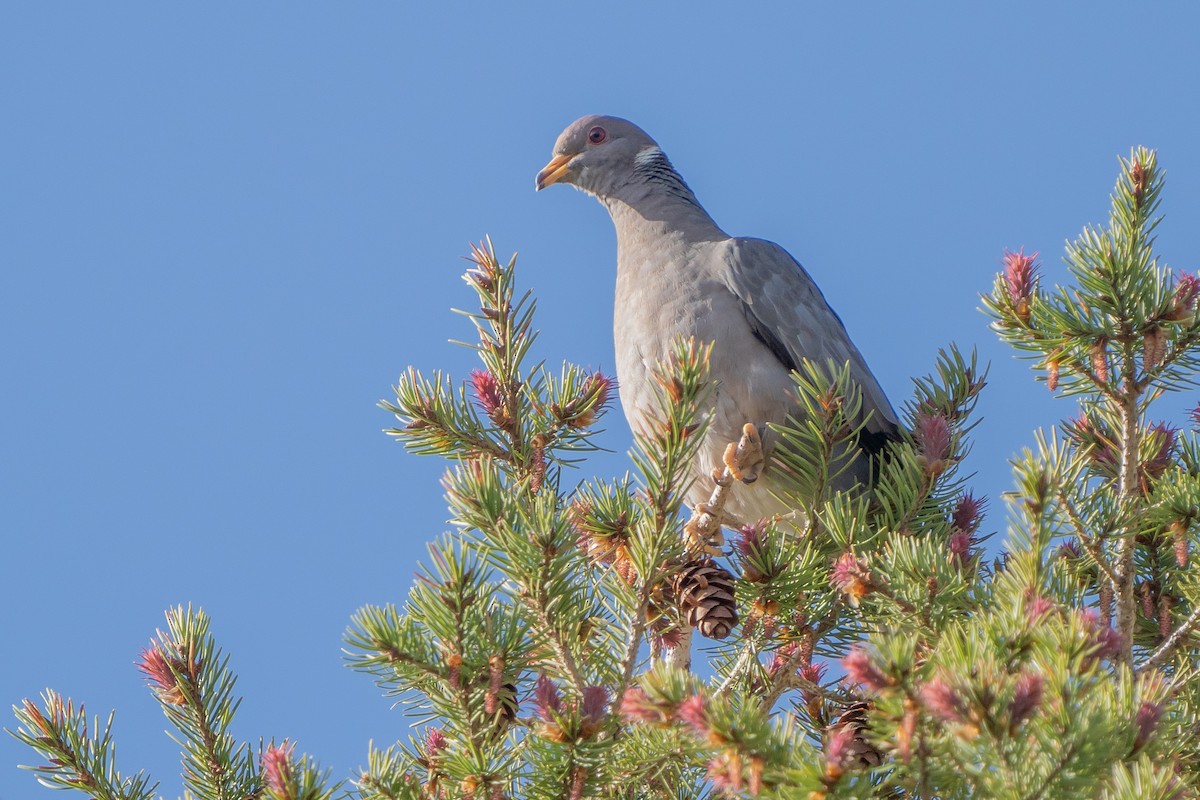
536, 115, 899, 526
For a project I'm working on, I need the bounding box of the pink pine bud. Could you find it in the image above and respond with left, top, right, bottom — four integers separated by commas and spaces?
831, 553, 874, 606
1008, 671, 1045, 730
570, 372, 615, 428
920, 678, 967, 725
1143, 423, 1177, 480
1166, 273, 1200, 321
262, 742, 295, 800
842, 647, 891, 693
1191, 401, 1200, 427
1079, 610, 1124, 664
1133, 701, 1164, 752
798, 661, 828, 717
581, 686, 609, 726
469, 369, 510, 429
425, 727, 448, 757
951, 492, 984, 534
554, 372, 616, 428
767, 641, 800, 678
948, 531, 974, 566
137, 646, 188, 705
735, 521, 771, 583
1003, 249, 1039, 322
534, 675, 563, 722
799, 660, 827, 687
1056, 541, 1082, 560
675, 694, 709, 736
1071, 415, 1117, 468
734, 521, 768, 556
1097, 624, 1124, 661
652, 622, 686, 652
1070, 414, 1093, 436
619, 687, 669, 725
914, 411, 952, 474
1025, 594, 1054, 621
706, 752, 743, 794
1130, 159, 1149, 202
824, 724, 858, 775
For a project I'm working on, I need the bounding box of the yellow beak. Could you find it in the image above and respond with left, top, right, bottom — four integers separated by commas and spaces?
535, 154, 574, 191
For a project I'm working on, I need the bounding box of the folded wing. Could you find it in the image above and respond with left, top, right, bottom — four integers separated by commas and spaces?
719, 237, 901, 454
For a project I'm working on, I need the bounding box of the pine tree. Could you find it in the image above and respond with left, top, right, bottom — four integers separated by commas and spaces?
11, 150, 1200, 799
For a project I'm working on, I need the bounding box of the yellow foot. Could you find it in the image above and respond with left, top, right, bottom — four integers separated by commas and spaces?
724, 423, 765, 484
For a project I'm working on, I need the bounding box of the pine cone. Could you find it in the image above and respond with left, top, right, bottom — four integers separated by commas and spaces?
826, 701, 883, 769
674, 558, 738, 639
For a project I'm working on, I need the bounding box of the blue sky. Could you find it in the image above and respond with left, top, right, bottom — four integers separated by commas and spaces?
3, 3, 1200, 796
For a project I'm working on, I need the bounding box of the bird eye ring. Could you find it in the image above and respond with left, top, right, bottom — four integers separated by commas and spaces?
587, 126, 607, 145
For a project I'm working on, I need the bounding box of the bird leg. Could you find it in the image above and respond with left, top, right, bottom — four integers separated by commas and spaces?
684, 468, 734, 556
684, 424, 764, 555
724, 423, 765, 484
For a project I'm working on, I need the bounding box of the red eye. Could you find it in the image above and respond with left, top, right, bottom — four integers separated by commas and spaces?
587, 126, 607, 145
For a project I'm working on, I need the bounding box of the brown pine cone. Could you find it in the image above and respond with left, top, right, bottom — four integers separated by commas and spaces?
826, 701, 883, 769
674, 558, 738, 639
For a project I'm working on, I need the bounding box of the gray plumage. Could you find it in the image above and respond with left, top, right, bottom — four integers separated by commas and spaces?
537, 115, 898, 524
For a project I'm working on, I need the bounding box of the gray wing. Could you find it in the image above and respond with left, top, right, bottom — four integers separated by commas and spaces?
718, 237, 900, 449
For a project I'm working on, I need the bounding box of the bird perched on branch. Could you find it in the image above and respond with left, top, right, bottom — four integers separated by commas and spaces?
536, 115, 899, 527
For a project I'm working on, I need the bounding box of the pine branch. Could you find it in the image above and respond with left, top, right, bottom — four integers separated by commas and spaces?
1138, 603, 1200, 674
137, 606, 258, 800
1114, 393, 1140, 668
1023, 739, 1079, 800
10, 693, 156, 800
1056, 490, 1122, 587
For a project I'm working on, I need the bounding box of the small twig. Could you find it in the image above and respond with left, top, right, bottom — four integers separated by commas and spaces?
1138, 603, 1200, 674
774, 673, 859, 705
1023, 739, 1078, 800
715, 637, 761, 696
873, 581, 919, 615
614, 575, 652, 705
893, 470, 936, 539
529, 561, 588, 697
1055, 491, 1122, 588
1113, 375, 1140, 668
759, 598, 844, 712
665, 628, 692, 672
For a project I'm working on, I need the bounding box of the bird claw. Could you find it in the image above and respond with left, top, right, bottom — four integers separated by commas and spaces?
724, 423, 765, 484
710, 466, 733, 488
684, 512, 725, 554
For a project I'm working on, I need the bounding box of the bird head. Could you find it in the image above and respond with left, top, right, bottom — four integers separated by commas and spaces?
535, 115, 661, 198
